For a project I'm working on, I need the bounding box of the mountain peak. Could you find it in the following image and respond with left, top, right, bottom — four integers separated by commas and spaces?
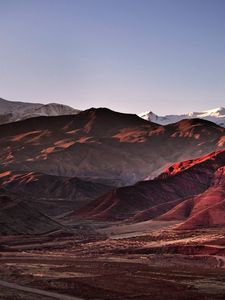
203, 106, 225, 116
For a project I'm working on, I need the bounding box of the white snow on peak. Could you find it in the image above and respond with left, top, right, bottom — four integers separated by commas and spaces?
0, 98, 80, 125
139, 107, 225, 127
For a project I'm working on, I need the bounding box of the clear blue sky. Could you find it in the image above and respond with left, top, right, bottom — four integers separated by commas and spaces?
0, 0, 225, 114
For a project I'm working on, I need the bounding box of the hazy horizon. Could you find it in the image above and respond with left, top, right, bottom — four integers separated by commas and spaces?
1, 95, 225, 116
0, 0, 225, 114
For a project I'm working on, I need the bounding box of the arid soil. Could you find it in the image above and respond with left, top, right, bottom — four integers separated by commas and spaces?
0, 223, 224, 300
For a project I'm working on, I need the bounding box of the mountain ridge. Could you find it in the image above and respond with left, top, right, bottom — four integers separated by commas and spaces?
0, 108, 224, 186
0, 97, 80, 125
139, 107, 225, 127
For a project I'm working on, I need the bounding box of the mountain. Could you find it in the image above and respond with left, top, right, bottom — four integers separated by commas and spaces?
75, 149, 225, 230
1, 108, 225, 187
159, 162, 225, 230
139, 107, 225, 127
1, 106, 225, 233
0, 97, 80, 125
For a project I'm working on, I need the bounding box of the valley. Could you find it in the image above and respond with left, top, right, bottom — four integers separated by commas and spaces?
2, 0, 225, 297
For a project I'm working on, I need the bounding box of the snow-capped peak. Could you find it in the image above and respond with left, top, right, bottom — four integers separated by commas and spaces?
139, 107, 225, 127
0, 98, 80, 125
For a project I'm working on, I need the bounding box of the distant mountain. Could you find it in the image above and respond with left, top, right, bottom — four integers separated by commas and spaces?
0, 97, 80, 124
139, 107, 225, 127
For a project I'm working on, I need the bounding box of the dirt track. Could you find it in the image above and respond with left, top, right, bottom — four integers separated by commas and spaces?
0, 279, 84, 300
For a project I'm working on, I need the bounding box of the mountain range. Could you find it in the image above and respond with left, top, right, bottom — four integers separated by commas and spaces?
139, 107, 225, 127
1, 107, 224, 187
1, 97, 225, 129
1, 97, 225, 234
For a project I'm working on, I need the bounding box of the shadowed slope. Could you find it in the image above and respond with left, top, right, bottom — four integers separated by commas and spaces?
0, 191, 62, 235
0, 170, 112, 217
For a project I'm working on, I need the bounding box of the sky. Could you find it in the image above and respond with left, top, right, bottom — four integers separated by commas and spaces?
0, 0, 225, 114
